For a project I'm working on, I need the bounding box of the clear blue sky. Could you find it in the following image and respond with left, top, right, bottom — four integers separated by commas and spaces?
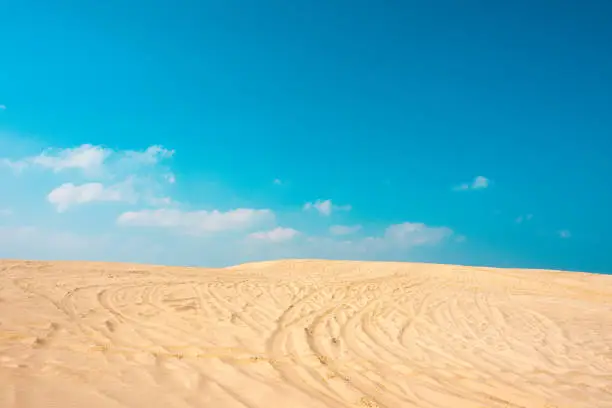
1, 1, 611, 273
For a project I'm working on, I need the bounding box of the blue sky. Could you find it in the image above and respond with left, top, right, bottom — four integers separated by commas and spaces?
1, 1, 611, 273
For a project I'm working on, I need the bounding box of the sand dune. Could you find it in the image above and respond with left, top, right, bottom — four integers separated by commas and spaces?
0, 259, 611, 408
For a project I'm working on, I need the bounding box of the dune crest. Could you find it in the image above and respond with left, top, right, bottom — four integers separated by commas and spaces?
1, 259, 611, 408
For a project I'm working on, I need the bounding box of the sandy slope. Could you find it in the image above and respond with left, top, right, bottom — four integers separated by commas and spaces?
0, 259, 611, 408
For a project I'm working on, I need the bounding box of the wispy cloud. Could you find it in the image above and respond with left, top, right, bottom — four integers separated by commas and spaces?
329, 224, 362, 236
146, 196, 174, 207
515, 214, 533, 223
1, 143, 173, 178
3, 144, 111, 176
559, 230, 571, 239
120, 145, 174, 165
0, 158, 29, 172
117, 208, 275, 234
303, 199, 351, 216
295, 221, 455, 261
47, 180, 138, 212
0, 105, 6, 110
382, 222, 453, 247
0, 225, 115, 261
453, 176, 490, 191
0, 138, 464, 266
164, 173, 176, 184
2, 143, 176, 213
0, 208, 12, 216
248, 227, 300, 243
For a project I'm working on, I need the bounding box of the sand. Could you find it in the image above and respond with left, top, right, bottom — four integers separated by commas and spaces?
0, 259, 611, 408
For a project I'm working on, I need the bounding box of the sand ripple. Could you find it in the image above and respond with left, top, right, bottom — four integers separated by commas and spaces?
1, 259, 611, 407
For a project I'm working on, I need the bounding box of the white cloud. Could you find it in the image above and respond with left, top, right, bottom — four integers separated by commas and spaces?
304, 200, 330, 215
516, 214, 533, 223
248, 227, 300, 243
164, 173, 176, 184
2, 143, 175, 212
272, 221, 455, 261
47, 181, 137, 212
472, 176, 490, 189
12, 144, 110, 175
453, 176, 490, 191
329, 224, 362, 236
117, 208, 275, 234
1, 143, 173, 177
0, 215, 456, 268
147, 196, 174, 207
0, 226, 119, 262
0, 139, 465, 267
559, 230, 571, 239
322, 222, 453, 252
120, 145, 174, 166
0, 158, 29, 173
382, 222, 453, 246
303, 199, 351, 216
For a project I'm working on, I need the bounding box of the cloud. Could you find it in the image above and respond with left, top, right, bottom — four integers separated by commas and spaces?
164, 173, 176, 184
0, 139, 464, 267
118, 145, 174, 168
0, 105, 6, 110
0, 225, 119, 261
0, 158, 30, 173
117, 208, 275, 234
1, 144, 173, 177
5, 144, 110, 175
248, 227, 300, 243
329, 224, 362, 236
278, 221, 455, 261
0, 208, 12, 216
0, 215, 456, 268
453, 176, 490, 191
303, 199, 351, 216
382, 222, 453, 247
1, 143, 175, 212
559, 230, 571, 239
0, 226, 103, 255
146, 196, 174, 207
321, 222, 453, 252
304, 200, 330, 215
47, 180, 137, 212
515, 214, 533, 223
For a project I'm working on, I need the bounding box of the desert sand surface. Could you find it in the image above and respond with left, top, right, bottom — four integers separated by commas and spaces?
1, 259, 611, 408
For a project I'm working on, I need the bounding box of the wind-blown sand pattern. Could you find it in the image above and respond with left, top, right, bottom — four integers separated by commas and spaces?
1, 259, 611, 408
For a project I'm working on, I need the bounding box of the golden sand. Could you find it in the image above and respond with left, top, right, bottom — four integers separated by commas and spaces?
1, 259, 611, 407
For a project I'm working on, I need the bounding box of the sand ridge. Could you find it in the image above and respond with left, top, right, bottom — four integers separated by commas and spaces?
0, 259, 611, 407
